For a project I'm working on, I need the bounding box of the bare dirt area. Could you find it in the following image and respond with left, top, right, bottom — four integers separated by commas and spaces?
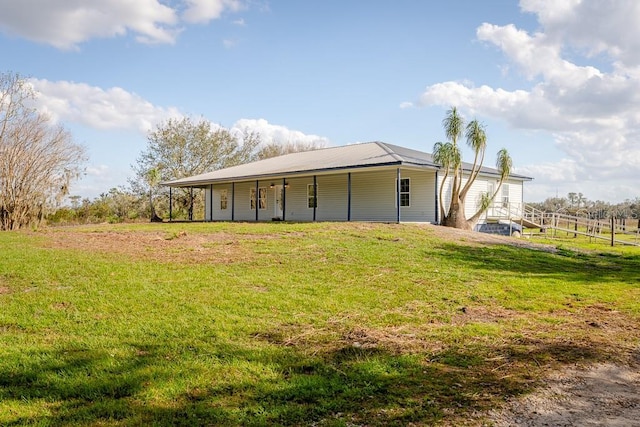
36, 227, 263, 264
489, 362, 640, 426
420, 223, 558, 253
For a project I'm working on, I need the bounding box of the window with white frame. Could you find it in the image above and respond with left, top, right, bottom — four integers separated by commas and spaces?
487, 182, 495, 198
396, 178, 410, 207
259, 187, 267, 209
250, 187, 267, 210
220, 189, 228, 210
501, 183, 510, 207
307, 183, 317, 208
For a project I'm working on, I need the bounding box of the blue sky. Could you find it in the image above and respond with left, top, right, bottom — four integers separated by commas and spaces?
1, 0, 639, 203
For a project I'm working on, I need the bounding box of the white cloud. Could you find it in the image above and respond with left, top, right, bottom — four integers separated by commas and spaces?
223, 38, 238, 49
29, 79, 182, 133
0, 0, 245, 49
414, 0, 640, 202
182, 0, 244, 24
232, 118, 331, 147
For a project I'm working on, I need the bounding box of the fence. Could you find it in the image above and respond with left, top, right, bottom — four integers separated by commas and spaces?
485, 203, 640, 246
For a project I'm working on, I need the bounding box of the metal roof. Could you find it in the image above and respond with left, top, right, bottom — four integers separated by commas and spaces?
164, 141, 532, 187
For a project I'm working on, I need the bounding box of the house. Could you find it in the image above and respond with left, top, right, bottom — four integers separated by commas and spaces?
163, 141, 532, 224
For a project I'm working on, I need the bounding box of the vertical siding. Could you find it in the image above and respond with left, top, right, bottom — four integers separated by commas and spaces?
210, 183, 233, 220
505, 179, 523, 206
399, 169, 436, 222
317, 175, 348, 221
231, 181, 272, 221
283, 177, 314, 221
350, 170, 399, 222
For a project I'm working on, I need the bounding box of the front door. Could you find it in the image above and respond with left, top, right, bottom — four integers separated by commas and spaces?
274, 185, 284, 219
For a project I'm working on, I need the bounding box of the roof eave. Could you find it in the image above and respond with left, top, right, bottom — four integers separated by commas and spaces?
162, 161, 442, 187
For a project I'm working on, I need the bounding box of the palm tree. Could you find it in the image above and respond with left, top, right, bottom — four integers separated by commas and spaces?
432, 141, 460, 222
434, 107, 512, 230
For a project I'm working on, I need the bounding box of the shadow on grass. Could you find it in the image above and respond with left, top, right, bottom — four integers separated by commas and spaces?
435, 242, 640, 285
0, 336, 608, 426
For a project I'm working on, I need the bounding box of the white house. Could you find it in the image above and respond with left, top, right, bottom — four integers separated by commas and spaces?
163, 142, 532, 224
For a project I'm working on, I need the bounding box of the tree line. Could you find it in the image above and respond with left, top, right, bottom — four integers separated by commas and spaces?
529, 193, 640, 221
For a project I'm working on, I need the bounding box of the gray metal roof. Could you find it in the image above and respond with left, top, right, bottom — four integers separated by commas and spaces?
164, 141, 532, 187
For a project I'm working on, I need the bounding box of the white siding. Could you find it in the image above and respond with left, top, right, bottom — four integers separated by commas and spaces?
207, 184, 233, 220
350, 170, 397, 221
399, 169, 437, 222
201, 167, 468, 223
317, 175, 349, 221
283, 177, 314, 221
231, 181, 272, 221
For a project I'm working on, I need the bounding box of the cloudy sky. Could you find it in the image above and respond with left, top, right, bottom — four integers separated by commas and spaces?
1, 0, 638, 202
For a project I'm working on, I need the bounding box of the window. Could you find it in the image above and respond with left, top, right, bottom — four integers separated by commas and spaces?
396, 178, 410, 207
250, 187, 267, 210
487, 182, 495, 198
259, 187, 267, 209
501, 183, 510, 207
220, 189, 228, 210
307, 183, 317, 208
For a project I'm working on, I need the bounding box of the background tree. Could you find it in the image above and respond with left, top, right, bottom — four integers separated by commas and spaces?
255, 140, 326, 160
130, 117, 261, 220
146, 167, 162, 222
0, 72, 86, 230
433, 107, 512, 230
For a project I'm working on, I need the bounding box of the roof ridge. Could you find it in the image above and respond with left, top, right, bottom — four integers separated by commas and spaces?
374, 141, 404, 162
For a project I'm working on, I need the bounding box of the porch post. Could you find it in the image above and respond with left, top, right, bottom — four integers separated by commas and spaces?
209, 184, 213, 221
169, 187, 173, 222
255, 180, 259, 222
189, 187, 194, 221
434, 171, 439, 224
347, 172, 351, 221
282, 178, 287, 221
313, 175, 317, 221
396, 168, 401, 224
231, 182, 235, 221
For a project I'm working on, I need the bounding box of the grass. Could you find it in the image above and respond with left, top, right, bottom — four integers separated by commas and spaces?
0, 222, 639, 426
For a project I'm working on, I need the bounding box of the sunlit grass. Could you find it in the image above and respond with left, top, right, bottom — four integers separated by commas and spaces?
1, 222, 638, 426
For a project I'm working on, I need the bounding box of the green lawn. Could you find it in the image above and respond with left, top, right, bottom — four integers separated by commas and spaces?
1, 222, 638, 426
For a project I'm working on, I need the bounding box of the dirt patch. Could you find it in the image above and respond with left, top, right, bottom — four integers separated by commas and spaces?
490, 362, 640, 426
420, 223, 558, 253
37, 228, 261, 264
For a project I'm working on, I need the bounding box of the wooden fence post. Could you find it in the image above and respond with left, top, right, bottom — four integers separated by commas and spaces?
611, 216, 615, 247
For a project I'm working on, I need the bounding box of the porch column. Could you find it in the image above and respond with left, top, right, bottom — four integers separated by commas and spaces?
434, 171, 439, 224
209, 184, 213, 221
396, 168, 401, 224
282, 178, 287, 221
347, 172, 351, 221
313, 175, 317, 221
169, 187, 173, 222
255, 180, 259, 222
189, 187, 194, 221
231, 182, 235, 221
